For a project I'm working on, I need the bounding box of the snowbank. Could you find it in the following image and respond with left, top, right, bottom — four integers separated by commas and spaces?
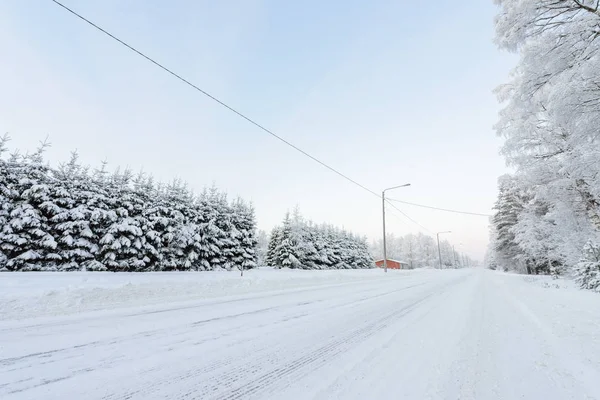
0, 268, 428, 320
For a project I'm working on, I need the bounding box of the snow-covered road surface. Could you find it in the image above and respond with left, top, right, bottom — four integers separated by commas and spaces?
2, 269, 600, 399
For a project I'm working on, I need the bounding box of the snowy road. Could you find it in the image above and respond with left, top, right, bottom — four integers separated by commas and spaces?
2, 269, 600, 399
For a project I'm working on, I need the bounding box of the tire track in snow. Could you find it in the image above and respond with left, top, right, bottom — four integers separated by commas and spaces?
0, 275, 403, 332
208, 278, 464, 400
2, 278, 437, 399
101, 282, 432, 400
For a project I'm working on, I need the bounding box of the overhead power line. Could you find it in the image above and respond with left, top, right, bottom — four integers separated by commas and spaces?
50, 0, 437, 235
387, 198, 492, 217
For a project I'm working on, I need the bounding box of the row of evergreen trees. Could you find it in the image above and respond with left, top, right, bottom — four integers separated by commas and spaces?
0, 137, 257, 272
265, 210, 373, 270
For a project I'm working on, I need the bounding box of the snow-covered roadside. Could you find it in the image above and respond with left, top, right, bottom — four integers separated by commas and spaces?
490, 270, 600, 377
0, 268, 433, 320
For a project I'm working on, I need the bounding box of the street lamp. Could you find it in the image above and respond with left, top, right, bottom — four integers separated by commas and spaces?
436, 231, 451, 269
382, 183, 411, 273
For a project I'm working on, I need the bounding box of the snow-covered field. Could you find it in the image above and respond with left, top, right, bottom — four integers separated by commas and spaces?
1, 268, 600, 399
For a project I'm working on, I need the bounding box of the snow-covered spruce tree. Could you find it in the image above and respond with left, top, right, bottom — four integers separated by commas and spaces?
0, 134, 13, 270
141, 181, 178, 271
490, 174, 527, 273
275, 212, 300, 269
82, 160, 114, 271
574, 241, 600, 292
131, 172, 162, 271
231, 198, 258, 274
299, 223, 321, 270
239, 201, 258, 272
48, 152, 97, 271
194, 186, 228, 271
217, 192, 238, 271
354, 236, 374, 269
0, 142, 59, 271
323, 226, 340, 269
312, 225, 331, 269
97, 168, 148, 272
164, 180, 202, 271
265, 226, 281, 267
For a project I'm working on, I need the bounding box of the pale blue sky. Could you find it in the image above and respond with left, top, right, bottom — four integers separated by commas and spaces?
0, 0, 515, 260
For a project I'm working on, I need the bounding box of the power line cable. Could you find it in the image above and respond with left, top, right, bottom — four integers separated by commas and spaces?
50, 0, 380, 199
385, 200, 434, 234
51, 0, 438, 235
386, 198, 492, 217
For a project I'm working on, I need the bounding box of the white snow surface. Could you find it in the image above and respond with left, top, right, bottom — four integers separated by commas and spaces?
0, 268, 394, 320
1, 268, 600, 399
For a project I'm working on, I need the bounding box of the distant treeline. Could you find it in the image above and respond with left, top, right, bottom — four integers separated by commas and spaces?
265, 210, 374, 270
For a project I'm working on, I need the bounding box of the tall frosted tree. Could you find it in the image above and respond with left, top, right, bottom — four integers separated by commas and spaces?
490, 0, 600, 286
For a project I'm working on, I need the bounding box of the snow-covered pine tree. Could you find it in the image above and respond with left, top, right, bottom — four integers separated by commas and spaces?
169, 180, 205, 271
239, 201, 258, 272
155, 179, 190, 271
573, 241, 600, 292
265, 226, 281, 267
1, 141, 59, 271
313, 225, 331, 269
199, 186, 229, 270
132, 172, 162, 270
490, 175, 528, 272
97, 168, 148, 272
231, 198, 258, 275
47, 151, 98, 271
193, 188, 221, 271
299, 222, 321, 270
0, 134, 12, 269
275, 212, 301, 269
356, 236, 374, 269
217, 193, 237, 271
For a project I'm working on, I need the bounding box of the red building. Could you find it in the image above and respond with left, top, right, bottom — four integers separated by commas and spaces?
374, 259, 410, 270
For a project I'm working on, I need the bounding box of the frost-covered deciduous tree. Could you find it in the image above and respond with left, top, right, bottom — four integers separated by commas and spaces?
255, 230, 269, 267
490, 0, 600, 286
574, 241, 600, 291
